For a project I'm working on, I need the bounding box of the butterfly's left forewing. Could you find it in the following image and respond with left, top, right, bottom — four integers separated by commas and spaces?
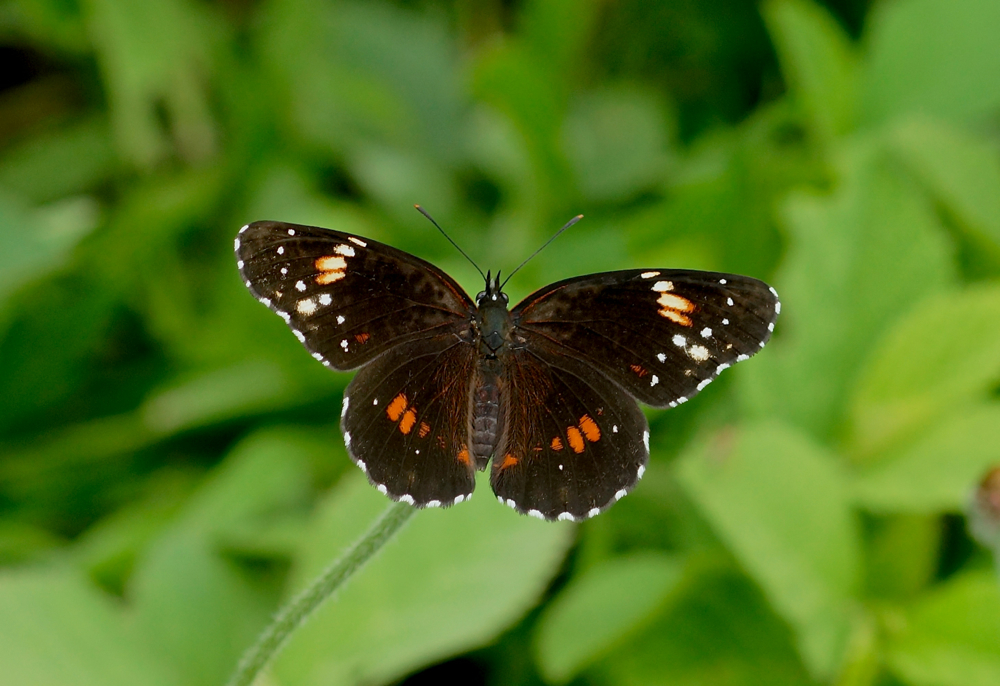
236, 221, 474, 370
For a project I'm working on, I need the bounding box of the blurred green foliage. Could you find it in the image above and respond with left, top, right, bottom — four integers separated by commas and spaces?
1, 0, 999, 684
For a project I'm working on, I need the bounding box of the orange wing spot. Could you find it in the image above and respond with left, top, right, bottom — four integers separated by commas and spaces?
579, 414, 601, 442
658, 292, 695, 326
630, 364, 649, 377
551, 436, 564, 451
566, 426, 585, 454
315, 255, 347, 284
418, 422, 430, 438
386, 393, 408, 422
500, 454, 519, 470
399, 408, 417, 435
355, 332, 370, 344
533, 446, 543, 452
457, 446, 471, 465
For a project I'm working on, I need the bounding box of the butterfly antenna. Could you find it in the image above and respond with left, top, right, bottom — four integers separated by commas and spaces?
415, 205, 486, 281
501, 214, 583, 289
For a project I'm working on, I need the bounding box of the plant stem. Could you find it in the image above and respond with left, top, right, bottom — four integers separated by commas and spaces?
225, 501, 417, 686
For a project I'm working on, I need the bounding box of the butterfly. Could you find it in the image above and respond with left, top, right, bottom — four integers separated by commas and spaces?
235, 219, 779, 521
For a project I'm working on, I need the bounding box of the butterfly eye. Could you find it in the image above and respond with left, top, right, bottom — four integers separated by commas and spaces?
476, 290, 486, 301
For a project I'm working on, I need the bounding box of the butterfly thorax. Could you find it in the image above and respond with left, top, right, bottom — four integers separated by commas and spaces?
470, 276, 512, 467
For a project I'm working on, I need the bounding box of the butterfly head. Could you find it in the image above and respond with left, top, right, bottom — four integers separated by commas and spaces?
476, 270, 509, 307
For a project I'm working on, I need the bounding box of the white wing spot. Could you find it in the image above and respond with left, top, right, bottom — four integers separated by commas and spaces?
722, 318, 729, 325
280, 267, 288, 276
293, 330, 305, 342
244, 280, 251, 288
340, 339, 349, 351
697, 378, 712, 391
700, 327, 712, 339
357, 460, 366, 474
768, 322, 775, 332
557, 512, 575, 522
528, 509, 545, 520
506, 498, 516, 509
614, 489, 628, 502
737, 354, 750, 362
344, 431, 352, 447
312, 351, 323, 362
637, 464, 646, 479
373, 398, 378, 406
775, 301, 781, 314
234, 237, 240, 250
277, 246, 284, 255
341, 396, 349, 417
613, 425, 618, 433
287, 228, 295, 236
677, 396, 688, 404
336, 315, 345, 324
297, 298, 317, 315
688, 345, 710, 362
415, 449, 420, 455
400, 495, 415, 505
348, 236, 367, 247
643, 430, 650, 452
716, 363, 730, 373
334, 244, 356, 257
259, 297, 271, 307
319, 294, 332, 306
587, 507, 601, 518
641, 271, 660, 278
454, 494, 466, 504
672, 334, 686, 347
237, 259, 244, 269
377, 484, 388, 495
295, 280, 306, 292
239, 224, 249, 233
650, 374, 659, 387
719, 278, 727, 284
769, 286, 779, 298
558, 464, 563, 471
726, 297, 734, 306
652, 280, 674, 292
426, 499, 440, 508
657, 352, 666, 363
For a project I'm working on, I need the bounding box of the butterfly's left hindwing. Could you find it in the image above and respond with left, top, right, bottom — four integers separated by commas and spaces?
236, 221, 474, 370
341, 333, 478, 507
512, 269, 779, 409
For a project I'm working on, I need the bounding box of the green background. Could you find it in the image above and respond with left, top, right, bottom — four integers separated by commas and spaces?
2, 0, 1000, 684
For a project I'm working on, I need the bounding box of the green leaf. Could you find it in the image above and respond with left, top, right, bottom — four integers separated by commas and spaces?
853, 405, 1000, 513
741, 141, 955, 438
128, 428, 315, 686
273, 471, 575, 686
0, 566, 178, 686
0, 187, 95, 306
561, 85, 675, 202
140, 361, 299, 436
888, 116, 1000, 250
886, 571, 1000, 686
82, 0, 218, 167
860, 0, 1000, 126
676, 421, 860, 679
599, 562, 817, 686
849, 284, 1000, 458
762, 0, 858, 141
533, 551, 684, 683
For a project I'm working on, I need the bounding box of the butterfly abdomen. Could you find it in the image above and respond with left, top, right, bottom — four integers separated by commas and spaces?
471, 363, 503, 469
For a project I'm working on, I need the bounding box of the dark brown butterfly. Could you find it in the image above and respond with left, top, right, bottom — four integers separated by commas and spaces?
235, 220, 779, 521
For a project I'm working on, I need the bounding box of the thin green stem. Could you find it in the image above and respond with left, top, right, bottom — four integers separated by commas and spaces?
225, 501, 417, 686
